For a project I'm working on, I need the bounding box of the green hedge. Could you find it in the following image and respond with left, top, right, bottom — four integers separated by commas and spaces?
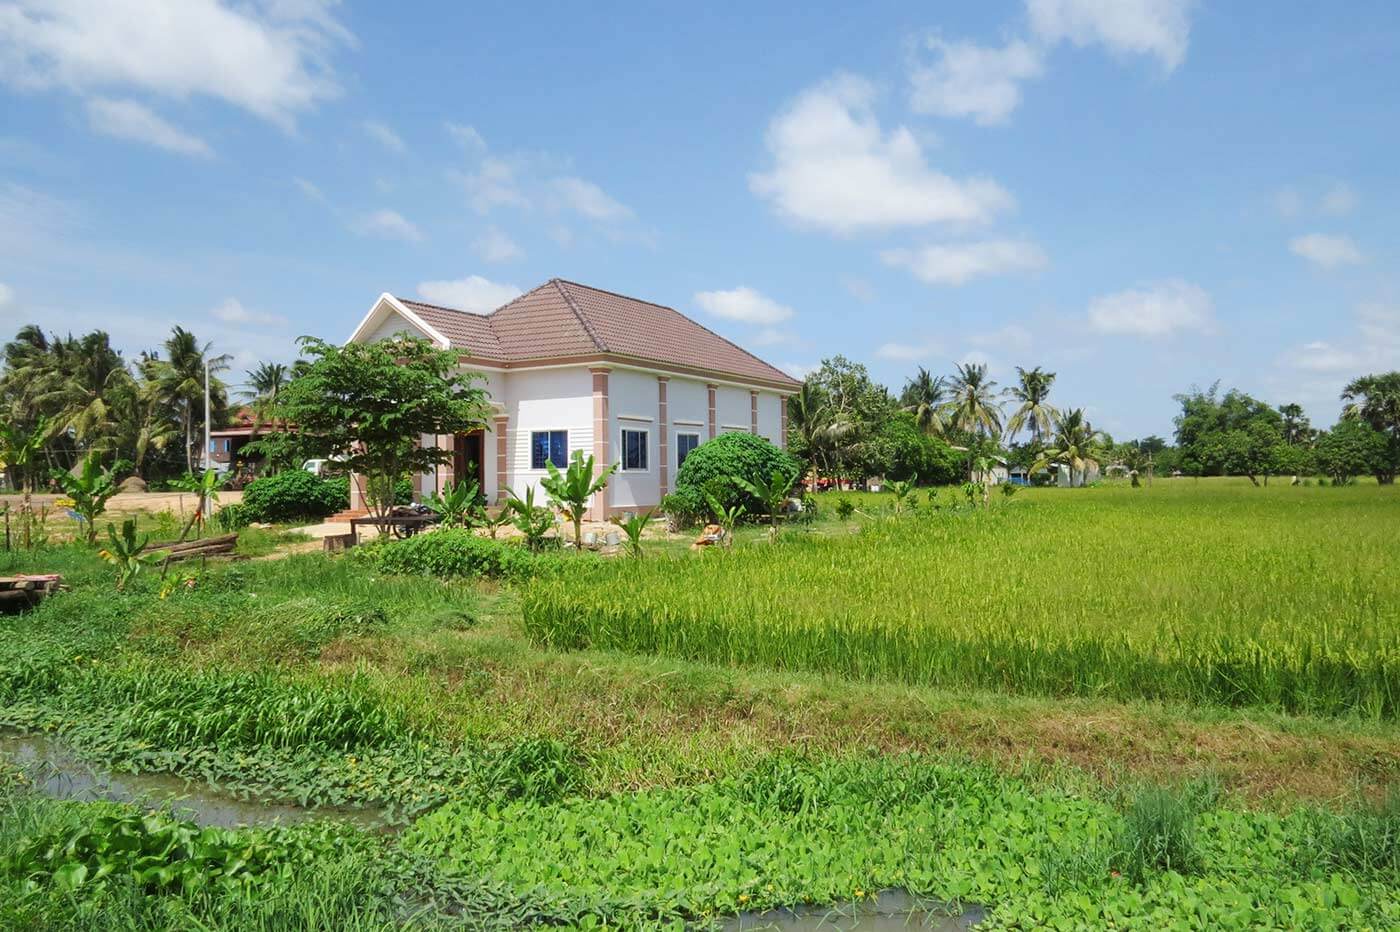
665, 433, 801, 525
355, 529, 555, 581
241, 470, 347, 523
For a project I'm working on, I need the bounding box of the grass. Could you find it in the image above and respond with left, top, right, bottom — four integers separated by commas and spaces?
0, 479, 1398, 927
524, 481, 1400, 717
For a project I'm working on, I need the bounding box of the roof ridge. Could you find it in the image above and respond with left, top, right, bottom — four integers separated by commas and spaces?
552, 279, 610, 353
556, 279, 796, 386
396, 295, 493, 319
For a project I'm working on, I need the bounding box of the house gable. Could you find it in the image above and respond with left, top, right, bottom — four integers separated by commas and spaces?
347, 294, 451, 348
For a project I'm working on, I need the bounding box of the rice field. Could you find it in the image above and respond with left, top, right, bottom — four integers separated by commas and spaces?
523, 480, 1400, 717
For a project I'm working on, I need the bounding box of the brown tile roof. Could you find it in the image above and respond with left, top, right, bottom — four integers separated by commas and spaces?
396, 279, 801, 389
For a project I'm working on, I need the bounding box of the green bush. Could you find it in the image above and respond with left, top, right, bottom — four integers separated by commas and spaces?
241, 471, 346, 523
668, 433, 801, 525
357, 528, 550, 581
214, 502, 250, 531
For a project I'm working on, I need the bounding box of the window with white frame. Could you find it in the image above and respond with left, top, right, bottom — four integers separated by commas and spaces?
676, 432, 700, 468
620, 428, 648, 471
530, 430, 568, 469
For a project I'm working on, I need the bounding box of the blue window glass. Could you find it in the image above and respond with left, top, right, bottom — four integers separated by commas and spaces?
223, 439, 231, 452
531, 431, 568, 469
621, 429, 648, 471
676, 433, 700, 468
208, 439, 217, 452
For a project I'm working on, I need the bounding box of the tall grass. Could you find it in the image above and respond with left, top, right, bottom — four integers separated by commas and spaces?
523, 482, 1400, 717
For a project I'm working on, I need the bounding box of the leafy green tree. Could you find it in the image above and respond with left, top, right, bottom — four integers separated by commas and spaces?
274, 335, 491, 530
53, 453, 118, 544
1341, 372, 1400, 484
541, 450, 615, 548
1315, 419, 1387, 485
1173, 385, 1286, 484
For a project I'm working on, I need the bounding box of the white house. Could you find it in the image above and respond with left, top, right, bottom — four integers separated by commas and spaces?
346, 278, 802, 519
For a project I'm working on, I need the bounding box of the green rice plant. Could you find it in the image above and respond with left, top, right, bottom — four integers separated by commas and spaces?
1114, 782, 1210, 881
522, 482, 1400, 717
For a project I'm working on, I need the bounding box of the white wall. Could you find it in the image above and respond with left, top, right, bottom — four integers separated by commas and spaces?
505, 367, 593, 503
756, 392, 782, 445
363, 309, 433, 344
608, 369, 660, 510
715, 385, 750, 434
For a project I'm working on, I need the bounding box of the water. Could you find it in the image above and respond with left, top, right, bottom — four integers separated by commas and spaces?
721, 890, 984, 931
0, 730, 386, 830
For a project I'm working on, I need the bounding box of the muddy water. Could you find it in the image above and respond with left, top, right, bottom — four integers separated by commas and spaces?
721, 890, 984, 930
0, 730, 386, 830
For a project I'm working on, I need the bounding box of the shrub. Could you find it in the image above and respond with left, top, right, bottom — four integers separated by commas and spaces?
357, 528, 548, 581
668, 433, 800, 525
214, 502, 250, 531
241, 471, 346, 523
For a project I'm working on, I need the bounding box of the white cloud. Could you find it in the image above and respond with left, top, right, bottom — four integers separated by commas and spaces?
970, 323, 1033, 354
351, 209, 424, 243
909, 37, 1043, 125
749, 73, 1013, 234
881, 239, 1047, 286
1086, 279, 1214, 337
209, 297, 285, 327
694, 286, 795, 325
1289, 233, 1363, 269
362, 119, 405, 153
548, 225, 574, 248
779, 361, 816, 379
748, 328, 792, 347
85, 97, 212, 157
552, 176, 632, 221
415, 275, 522, 314
1321, 183, 1357, 216
875, 341, 940, 361
454, 156, 530, 214
444, 121, 485, 150
0, 0, 353, 129
1027, 0, 1194, 71
1280, 303, 1400, 376
473, 227, 523, 263
293, 176, 324, 201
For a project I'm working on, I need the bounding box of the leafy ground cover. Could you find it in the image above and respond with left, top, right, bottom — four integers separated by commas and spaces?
0, 480, 1397, 928
524, 481, 1400, 717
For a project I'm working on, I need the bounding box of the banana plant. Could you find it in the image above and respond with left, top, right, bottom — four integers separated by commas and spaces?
611, 509, 656, 558
732, 468, 798, 542
173, 469, 222, 541
888, 476, 917, 516
507, 485, 555, 552
98, 518, 159, 591
426, 479, 483, 529
53, 453, 118, 545
541, 451, 615, 549
703, 489, 745, 548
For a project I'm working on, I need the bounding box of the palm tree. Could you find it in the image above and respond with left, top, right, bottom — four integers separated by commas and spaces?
154, 327, 231, 474
1006, 366, 1059, 446
1277, 403, 1310, 445
1033, 408, 1106, 487
1341, 373, 1400, 485
900, 367, 947, 435
942, 362, 1004, 479
242, 361, 289, 429
47, 331, 132, 454
787, 382, 857, 488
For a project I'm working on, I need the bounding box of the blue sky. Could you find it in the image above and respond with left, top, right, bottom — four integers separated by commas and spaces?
1, 0, 1397, 440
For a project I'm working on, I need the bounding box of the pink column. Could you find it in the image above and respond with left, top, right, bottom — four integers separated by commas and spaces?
706, 384, 717, 440
750, 391, 759, 435
657, 377, 670, 497
779, 395, 789, 449
493, 416, 509, 504
590, 367, 611, 519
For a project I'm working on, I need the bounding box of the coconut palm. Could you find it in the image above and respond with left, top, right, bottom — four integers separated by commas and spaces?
942, 362, 1004, 479
787, 381, 857, 485
900, 367, 947, 435
1033, 408, 1105, 487
1006, 366, 1059, 445
154, 327, 231, 474
242, 361, 289, 428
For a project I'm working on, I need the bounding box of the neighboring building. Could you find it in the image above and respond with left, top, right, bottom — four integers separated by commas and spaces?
207, 408, 262, 469
346, 279, 802, 518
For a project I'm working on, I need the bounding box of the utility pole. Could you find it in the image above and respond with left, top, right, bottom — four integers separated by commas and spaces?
202, 359, 211, 517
